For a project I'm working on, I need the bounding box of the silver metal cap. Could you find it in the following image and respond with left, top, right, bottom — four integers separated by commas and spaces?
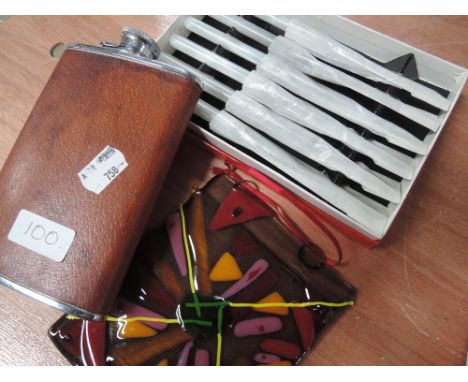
120, 26, 161, 59
101, 26, 161, 60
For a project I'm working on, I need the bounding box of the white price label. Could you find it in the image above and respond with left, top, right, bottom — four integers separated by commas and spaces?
8, 209, 76, 262
78, 146, 128, 195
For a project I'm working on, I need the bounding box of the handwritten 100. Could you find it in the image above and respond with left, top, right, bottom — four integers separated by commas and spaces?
24, 221, 59, 245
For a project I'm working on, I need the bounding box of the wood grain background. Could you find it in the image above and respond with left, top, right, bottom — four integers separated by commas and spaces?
0, 16, 466, 366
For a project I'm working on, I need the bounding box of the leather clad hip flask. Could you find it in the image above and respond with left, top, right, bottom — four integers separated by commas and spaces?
0, 27, 202, 320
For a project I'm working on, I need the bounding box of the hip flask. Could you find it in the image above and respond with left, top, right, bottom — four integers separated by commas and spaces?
0, 27, 202, 320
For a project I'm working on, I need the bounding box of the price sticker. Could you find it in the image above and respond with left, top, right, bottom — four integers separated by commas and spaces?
8, 209, 76, 262
78, 146, 128, 195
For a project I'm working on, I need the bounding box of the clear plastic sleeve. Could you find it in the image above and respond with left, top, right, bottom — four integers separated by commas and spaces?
169, 35, 249, 83
210, 15, 276, 46
225, 91, 401, 203
257, 54, 428, 155
269, 36, 440, 132
242, 71, 414, 180
184, 17, 264, 65
210, 111, 388, 236
285, 19, 451, 111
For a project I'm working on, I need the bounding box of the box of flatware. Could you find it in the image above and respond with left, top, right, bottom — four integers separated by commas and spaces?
155, 15, 467, 242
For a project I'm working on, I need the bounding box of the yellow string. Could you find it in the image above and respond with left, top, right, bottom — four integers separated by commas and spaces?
216, 333, 222, 366
215, 306, 224, 366
66, 314, 180, 325
66, 315, 82, 320
65, 301, 354, 326
228, 301, 354, 309
105, 316, 180, 324
179, 204, 196, 296
179, 203, 202, 318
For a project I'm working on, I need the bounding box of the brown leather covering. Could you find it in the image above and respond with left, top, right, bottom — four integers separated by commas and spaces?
0, 48, 201, 316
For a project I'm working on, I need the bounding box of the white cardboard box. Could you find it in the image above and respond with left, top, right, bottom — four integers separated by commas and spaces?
157, 16, 467, 241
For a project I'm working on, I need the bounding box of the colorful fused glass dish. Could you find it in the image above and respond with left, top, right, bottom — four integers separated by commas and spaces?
49, 175, 355, 365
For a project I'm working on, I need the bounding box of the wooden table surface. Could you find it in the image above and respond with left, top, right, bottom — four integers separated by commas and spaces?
0, 16, 466, 366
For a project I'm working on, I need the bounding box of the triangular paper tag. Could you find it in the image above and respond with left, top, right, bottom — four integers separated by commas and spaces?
209, 188, 274, 231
